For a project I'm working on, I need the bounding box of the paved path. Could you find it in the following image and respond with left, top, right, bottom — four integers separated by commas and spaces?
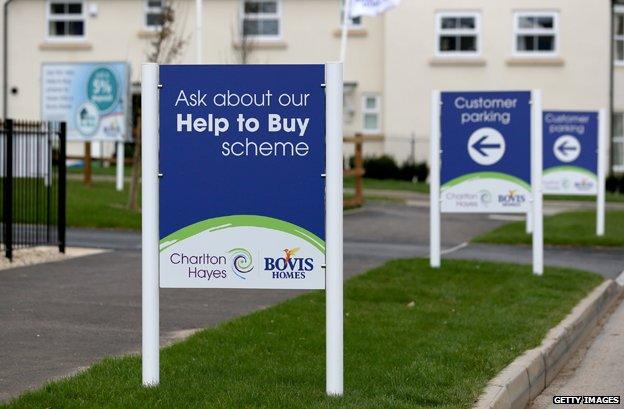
1, 201, 622, 402
530, 296, 624, 409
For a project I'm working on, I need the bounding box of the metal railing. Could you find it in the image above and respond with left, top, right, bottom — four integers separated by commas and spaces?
0, 119, 66, 260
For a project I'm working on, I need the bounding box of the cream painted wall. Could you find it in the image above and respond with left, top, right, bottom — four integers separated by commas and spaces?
384, 0, 614, 163
4, 0, 385, 157
1, 0, 621, 164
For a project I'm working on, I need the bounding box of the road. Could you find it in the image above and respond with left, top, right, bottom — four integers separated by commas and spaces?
1, 201, 622, 402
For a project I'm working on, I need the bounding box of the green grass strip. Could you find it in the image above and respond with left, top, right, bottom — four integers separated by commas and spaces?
343, 177, 429, 193
543, 165, 597, 180
3, 259, 601, 409
159, 215, 326, 253
441, 172, 531, 191
474, 210, 624, 247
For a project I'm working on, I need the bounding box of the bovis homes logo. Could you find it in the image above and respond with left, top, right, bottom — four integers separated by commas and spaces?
498, 189, 526, 207
574, 178, 594, 191
264, 247, 314, 280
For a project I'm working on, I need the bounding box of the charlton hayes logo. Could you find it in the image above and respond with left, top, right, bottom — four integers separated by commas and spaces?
498, 189, 526, 207
264, 247, 314, 280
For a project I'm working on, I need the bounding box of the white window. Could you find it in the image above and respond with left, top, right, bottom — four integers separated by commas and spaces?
145, 0, 164, 29
362, 94, 381, 133
513, 12, 558, 56
615, 6, 624, 65
241, 0, 281, 40
613, 113, 624, 172
341, 0, 362, 28
436, 12, 480, 56
46, 0, 85, 40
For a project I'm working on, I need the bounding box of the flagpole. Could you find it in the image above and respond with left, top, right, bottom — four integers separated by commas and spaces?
340, 0, 351, 66
196, 0, 202, 63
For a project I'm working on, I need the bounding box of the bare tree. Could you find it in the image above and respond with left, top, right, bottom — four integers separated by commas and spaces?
128, 0, 188, 210
232, 10, 255, 64
147, 1, 188, 64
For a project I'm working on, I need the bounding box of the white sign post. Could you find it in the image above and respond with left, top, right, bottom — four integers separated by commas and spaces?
141, 62, 344, 394
597, 108, 607, 236
531, 90, 544, 275
141, 63, 159, 386
430, 90, 543, 275
325, 62, 344, 396
429, 90, 441, 268
542, 110, 606, 237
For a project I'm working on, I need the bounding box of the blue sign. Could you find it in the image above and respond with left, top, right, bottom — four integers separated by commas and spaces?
543, 111, 598, 195
158, 65, 326, 289
440, 91, 532, 213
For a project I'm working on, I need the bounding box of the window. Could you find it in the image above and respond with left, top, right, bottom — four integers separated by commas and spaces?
614, 113, 624, 172
513, 12, 558, 55
615, 6, 624, 65
436, 12, 480, 56
341, 0, 362, 28
46, 0, 85, 40
362, 94, 381, 133
145, 0, 164, 29
241, 0, 280, 39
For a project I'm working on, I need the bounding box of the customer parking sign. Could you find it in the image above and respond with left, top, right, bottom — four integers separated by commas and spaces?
158, 65, 326, 289
543, 111, 598, 195
440, 91, 532, 213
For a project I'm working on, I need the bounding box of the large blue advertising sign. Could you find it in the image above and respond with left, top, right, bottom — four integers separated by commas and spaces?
440, 91, 532, 213
158, 65, 325, 289
543, 111, 598, 195
42, 62, 130, 141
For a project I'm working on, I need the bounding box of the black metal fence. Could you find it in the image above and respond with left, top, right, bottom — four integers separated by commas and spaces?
0, 120, 66, 260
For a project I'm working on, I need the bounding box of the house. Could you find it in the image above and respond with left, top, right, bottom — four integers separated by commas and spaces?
1, 0, 623, 172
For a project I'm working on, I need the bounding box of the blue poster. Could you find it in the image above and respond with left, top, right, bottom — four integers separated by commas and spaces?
440, 91, 532, 213
543, 111, 598, 195
42, 62, 130, 141
158, 65, 326, 289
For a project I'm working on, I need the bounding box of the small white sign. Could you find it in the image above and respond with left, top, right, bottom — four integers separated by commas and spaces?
553, 135, 581, 163
467, 127, 506, 166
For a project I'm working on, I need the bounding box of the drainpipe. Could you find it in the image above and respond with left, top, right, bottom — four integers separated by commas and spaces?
3, 0, 15, 119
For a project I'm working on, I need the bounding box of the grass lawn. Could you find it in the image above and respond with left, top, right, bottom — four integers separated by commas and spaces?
67, 180, 140, 230
474, 210, 624, 247
68, 181, 358, 230
545, 193, 624, 203
68, 164, 132, 177
344, 177, 429, 193
344, 178, 624, 203
3, 259, 601, 409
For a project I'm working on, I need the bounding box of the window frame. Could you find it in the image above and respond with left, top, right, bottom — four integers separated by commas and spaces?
435, 11, 481, 58
615, 6, 624, 66
45, 0, 86, 42
613, 112, 624, 173
361, 93, 381, 134
512, 11, 559, 57
144, 0, 164, 30
240, 0, 282, 41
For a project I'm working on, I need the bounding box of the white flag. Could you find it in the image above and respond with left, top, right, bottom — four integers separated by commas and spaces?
350, 0, 401, 17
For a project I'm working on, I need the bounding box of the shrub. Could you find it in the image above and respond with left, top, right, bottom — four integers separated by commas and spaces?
618, 175, 624, 195
360, 156, 430, 182
414, 162, 429, 182
606, 175, 618, 193
362, 155, 400, 180
398, 162, 418, 181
